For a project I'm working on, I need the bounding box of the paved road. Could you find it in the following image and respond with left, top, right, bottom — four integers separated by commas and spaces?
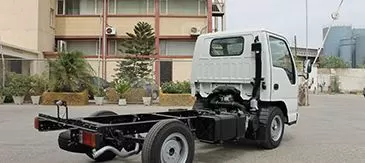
0, 94, 364, 163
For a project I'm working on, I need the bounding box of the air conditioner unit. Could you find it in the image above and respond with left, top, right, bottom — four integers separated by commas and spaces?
190, 27, 201, 36
106, 26, 116, 36
57, 40, 67, 52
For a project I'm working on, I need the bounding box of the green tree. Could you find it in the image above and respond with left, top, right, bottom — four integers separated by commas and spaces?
319, 56, 349, 68
114, 22, 155, 87
48, 51, 94, 92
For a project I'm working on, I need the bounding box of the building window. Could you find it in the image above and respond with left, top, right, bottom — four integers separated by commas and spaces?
159, 40, 196, 56
9, 60, 22, 74
108, 40, 120, 55
96, 0, 103, 14
57, 0, 103, 15
107, 40, 127, 55
199, 0, 207, 15
108, 0, 154, 15
160, 0, 206, 15
65, 0, 80, 15
64, 40, 100, 56
160, 0, 167, 14
57, 0, 65, 14
147, 0, 155, 14
50, 8, 55, 28
108, 40, 117, 55
210, 37, 244, 57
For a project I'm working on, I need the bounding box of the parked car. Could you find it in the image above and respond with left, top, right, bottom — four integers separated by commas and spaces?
79, 76, 110, 100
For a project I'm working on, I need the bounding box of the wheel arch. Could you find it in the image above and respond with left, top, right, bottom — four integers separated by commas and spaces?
261, 101, 288, 123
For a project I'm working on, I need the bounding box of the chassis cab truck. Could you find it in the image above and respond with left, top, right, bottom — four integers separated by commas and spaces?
192, 30, 299, 127
34, 30, 309, 163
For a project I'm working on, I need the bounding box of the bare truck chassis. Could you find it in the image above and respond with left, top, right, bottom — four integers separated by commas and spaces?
35, 99, 254, 162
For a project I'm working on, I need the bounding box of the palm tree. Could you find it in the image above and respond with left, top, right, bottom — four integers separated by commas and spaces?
48, 51, 94, 92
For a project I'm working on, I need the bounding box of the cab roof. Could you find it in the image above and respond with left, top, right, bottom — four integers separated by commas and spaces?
199, 29, 287, 40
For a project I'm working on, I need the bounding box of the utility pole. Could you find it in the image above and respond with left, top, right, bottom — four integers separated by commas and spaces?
0, 37, 5, 87
313, 0, 344, 65
102, 0, 107, 80
294, 35, 297, 56
97, 8, 103, 89
305, 0, 310, 106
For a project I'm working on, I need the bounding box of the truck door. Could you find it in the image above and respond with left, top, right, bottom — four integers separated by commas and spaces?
269, 35, 298, 123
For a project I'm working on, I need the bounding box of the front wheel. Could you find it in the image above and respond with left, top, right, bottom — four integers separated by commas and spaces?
257, 106, 285, 149
141, 119, 195, 163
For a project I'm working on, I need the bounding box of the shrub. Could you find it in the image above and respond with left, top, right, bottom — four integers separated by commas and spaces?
161, 81, 191, 94
5, 73, 32, 96
29, 74, 49, 96
320, 56, 349, 68
93, 87, 106, 97
115, 80, 131, 98
0, 86, 4, 96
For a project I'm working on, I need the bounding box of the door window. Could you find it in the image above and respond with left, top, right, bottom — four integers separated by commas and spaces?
269, 36, 296, 84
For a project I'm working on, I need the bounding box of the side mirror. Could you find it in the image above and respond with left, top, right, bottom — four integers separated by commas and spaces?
303, 59, 312, 74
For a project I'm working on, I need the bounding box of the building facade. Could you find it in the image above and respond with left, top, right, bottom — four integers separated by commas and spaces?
49, 0, 226, 84
0, 0, 225, 84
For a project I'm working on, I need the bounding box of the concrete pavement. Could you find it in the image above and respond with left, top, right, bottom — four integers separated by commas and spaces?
0, 94, 364, 163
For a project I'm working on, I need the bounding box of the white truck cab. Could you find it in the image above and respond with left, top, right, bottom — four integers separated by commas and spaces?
191, 30, 300, 129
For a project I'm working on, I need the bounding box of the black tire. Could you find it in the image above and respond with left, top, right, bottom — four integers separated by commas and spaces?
257, 106, 285, 149
89, 110, 118, 117
86, 110, 118, 162
58, 130, 90, 153
141, 119, 195, 163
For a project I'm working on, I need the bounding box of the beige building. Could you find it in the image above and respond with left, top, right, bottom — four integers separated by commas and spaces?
0, 0, 225, 84
0, 0, 55, 76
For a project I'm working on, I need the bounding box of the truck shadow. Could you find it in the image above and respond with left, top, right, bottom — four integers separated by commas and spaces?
112, 140, 259, 163
112, 134, 294, 163
194, 139, 260, 163
194, 132, 295, 163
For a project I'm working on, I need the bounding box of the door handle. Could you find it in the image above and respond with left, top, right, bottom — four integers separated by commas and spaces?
274, 84, 279, 90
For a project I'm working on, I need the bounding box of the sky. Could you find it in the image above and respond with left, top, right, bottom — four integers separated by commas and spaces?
226, 0, 364, 48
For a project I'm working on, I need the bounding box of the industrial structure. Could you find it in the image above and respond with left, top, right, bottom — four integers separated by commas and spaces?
323, 25, 365, 68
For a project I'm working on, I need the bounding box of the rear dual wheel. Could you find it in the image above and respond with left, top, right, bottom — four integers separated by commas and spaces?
142, 119, 195, 163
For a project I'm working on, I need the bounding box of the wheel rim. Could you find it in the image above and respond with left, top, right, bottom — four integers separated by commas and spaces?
270, 115, 283, 141
160, 133, 189, 163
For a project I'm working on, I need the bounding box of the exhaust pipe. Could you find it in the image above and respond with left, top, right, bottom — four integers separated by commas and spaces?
92, 143, 140, 159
